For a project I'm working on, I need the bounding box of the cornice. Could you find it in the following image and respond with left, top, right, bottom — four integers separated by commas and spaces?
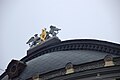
21, 39, 120, 62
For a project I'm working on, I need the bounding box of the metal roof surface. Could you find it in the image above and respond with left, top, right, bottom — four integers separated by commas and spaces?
18, 50, 118, 79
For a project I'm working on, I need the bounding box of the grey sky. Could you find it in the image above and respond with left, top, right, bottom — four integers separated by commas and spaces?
0, 0, 120, 74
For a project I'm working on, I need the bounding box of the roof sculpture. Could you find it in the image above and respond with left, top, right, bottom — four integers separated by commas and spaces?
26, 25, 61, 48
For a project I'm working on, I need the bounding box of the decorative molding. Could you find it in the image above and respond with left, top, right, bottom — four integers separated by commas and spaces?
21, 39, 120, 62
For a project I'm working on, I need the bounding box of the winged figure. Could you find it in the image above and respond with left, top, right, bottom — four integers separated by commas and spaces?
26, 37, 34, 47
49, 25, 61, 36
26, 34, 41, 47
26, 25, 61, 48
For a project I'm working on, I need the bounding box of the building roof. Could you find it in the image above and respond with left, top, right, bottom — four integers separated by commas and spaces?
1, 38, 120, 80
19, 50, 118, 79
18, 38, 120, 79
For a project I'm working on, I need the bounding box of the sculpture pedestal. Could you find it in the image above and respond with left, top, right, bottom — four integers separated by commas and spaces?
27, 37, 61, 55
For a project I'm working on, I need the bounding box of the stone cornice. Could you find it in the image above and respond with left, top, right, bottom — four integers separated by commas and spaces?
21, 39, 120, 62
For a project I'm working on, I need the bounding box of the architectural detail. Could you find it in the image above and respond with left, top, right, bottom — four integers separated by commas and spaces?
65, 62, 74, 74
5, 59, 26, 79
26, 34, 41, 47
32, 74, 40, 80
1, 38, 120, 80
49, 25, 61, 36
40, 28, 47, 41
26, 25, 61, 48
104, 54, 114, 67
23, 39, 120, 62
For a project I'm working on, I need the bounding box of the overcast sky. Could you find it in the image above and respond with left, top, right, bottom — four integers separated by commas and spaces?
0, 0, 120, 75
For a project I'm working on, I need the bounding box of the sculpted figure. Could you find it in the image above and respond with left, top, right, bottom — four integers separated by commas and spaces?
26, 25, 61, 48
26, 37, 34, 47
26, 34, 41, 47
40, 28, 50, 41
34, 34, 41, 44
40, 28, 47, 41
49, 25, 61, 36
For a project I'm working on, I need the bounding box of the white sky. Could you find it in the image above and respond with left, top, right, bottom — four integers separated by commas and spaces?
0, 0, 120, 75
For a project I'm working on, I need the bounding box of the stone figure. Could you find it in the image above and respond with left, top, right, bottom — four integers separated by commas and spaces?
49, 25, 61, 36
46, 31, 50, 39
26, 34, 41, 47
26, 37, 34, 47
34, 34, 41, 44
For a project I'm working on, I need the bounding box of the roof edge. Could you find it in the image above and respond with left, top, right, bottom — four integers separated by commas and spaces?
21, 39, 120, 62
